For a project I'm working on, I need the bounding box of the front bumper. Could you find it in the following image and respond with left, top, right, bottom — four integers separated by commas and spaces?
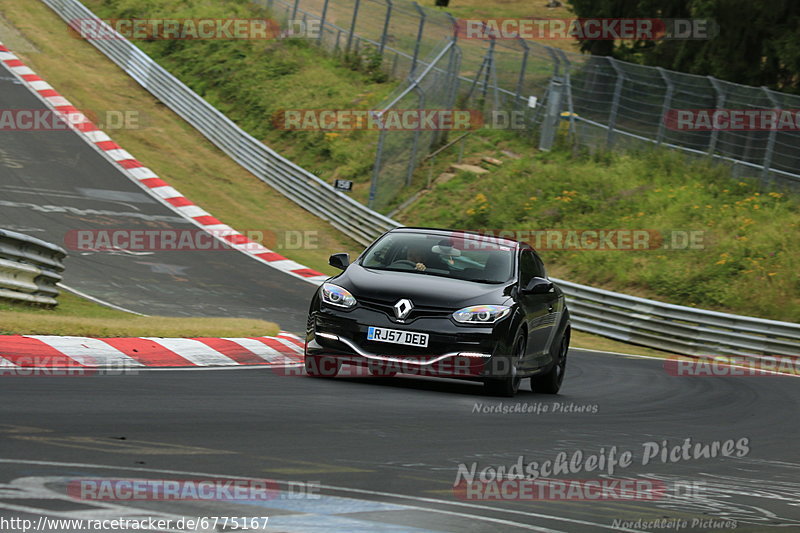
305, 305, 513, 379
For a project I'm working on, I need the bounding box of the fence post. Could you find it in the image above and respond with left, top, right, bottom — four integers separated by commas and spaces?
656, 67, 673, 146
379, 0, 393, 56
551, 48, 576, 141
481, 34, 496, 107
707, 76, 726, 156
317, 0, 330, 45
410, 2, 426, 78
369, 112, 386, 209
405, 87, 425, 186
291, 0, 301, 21
346, 0, 361, 54
761, 86, 780, 183
606, 58, 625, 149
514, 38, 529, 112
538, 77, 564, 151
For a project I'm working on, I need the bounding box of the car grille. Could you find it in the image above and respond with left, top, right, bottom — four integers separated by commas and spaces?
358, 296, 455, 322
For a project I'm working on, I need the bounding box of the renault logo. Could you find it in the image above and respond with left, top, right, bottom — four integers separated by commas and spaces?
393, 299, 413, 319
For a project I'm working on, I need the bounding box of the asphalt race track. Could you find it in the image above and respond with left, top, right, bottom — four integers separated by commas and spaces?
0, 351, 798, 532
2, 46, 800, 533
0, 67, 316, 331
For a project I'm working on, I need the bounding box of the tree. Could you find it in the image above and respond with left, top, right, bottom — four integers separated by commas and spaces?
567, 0, 800, 94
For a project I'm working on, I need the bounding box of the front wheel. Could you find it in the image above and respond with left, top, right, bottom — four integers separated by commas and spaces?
531, 329, 569, 394
484, 332, 526, 397
305, 355, 341, 378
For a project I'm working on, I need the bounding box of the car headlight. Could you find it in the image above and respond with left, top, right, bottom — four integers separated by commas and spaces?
453, 305, 510, 324
321, 283, 357, 308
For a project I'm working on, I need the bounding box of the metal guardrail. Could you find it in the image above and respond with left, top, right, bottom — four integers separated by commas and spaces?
554, 278, 800, 357
40, 0, 398, 248
38, 0, 799, 356
0, 230, 67, 306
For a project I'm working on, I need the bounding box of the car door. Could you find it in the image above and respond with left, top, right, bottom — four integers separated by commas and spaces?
517, 249, 558, 370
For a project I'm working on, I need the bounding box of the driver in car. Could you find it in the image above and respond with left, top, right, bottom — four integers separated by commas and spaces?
407, 245, 428, 272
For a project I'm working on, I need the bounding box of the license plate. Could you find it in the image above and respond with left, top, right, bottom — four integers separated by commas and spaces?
367, 326, 429, 347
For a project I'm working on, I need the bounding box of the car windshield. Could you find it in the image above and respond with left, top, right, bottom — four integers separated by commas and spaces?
361, 232, 515, 283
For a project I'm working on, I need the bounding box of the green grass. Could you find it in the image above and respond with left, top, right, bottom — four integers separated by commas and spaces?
0, 293, 279, 337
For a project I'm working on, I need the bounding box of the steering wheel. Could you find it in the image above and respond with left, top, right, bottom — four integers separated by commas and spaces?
390, 260, 417, 268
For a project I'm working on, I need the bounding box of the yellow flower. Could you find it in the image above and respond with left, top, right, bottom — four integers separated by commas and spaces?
692, 205, 700, 209
768, 272, 777, 276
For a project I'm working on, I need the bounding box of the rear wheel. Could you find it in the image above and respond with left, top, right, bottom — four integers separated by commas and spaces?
305, 355, 341, 378
531, 329, 569, 394
484, 332, 526, 397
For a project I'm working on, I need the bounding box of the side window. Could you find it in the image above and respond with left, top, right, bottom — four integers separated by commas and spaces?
519, 250, 536, 288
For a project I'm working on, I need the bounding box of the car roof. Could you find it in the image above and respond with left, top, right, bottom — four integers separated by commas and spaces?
390, 227, 524, 249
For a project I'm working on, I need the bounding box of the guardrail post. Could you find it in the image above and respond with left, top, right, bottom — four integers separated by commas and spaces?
317, 0, 330, 45
656, 67, 673, 146
291, 0, 301, 21
410, 2, 426, 78
379, 0, 393, 56
346, 0, 361, 55
761, 86, 779, 183
707, 76, 726, 156
606, 58, 625, 149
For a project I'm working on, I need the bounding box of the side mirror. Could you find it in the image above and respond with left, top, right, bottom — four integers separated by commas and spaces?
522, 277, 553, 294
329, 253, 350, 270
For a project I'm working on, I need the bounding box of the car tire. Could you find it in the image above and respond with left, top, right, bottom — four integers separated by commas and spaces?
305, 355, 341, 378
484, 331, 526, 397
531, 329, 569, 394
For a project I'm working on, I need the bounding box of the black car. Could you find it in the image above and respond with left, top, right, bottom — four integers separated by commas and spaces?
304, 227, 570, 396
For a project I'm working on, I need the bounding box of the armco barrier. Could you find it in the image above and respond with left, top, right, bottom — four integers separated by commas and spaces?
554, 278, 800, 357
0, 230, 67, 306
38, 0, 800, 356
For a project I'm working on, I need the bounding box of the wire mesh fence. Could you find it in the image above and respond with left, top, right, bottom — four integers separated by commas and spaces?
257, 0, 800, 213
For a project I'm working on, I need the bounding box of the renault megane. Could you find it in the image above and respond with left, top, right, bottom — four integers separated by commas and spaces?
303, 227, 570, 396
